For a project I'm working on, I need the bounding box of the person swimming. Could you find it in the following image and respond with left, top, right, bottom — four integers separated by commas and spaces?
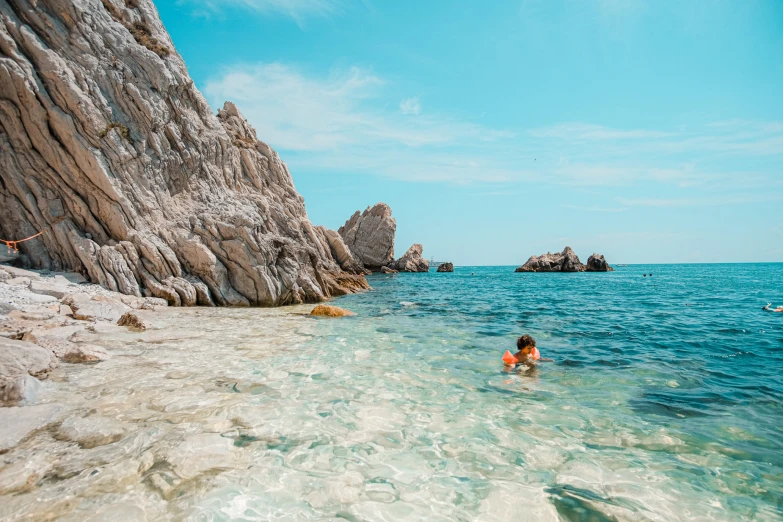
763, 303, 783, 312
505, 334, 553, 367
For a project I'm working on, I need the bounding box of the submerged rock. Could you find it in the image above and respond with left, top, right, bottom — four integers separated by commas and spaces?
0, 337, 58, 404
586, 253, 614, 272
0, 403, 64, 453
56, 416, 125, 449
338, 203, 397, 271
392, 244, 430, 273
310, 305, 356, 318
165, 433, 239, 480
515, 247, 586, 273
0, 454, 53, 494
436, 262, 454, 273
0, 0, 366, 306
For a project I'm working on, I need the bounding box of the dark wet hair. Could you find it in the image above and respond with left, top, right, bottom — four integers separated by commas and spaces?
517, 334, 536, 350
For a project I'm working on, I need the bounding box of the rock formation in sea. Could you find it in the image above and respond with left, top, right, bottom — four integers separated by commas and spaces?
436, 262, 454, 273
337, 203, 396, 271
586, 253, 614, 272
0, 0, 368, 306
392, 244, 430, 273
515, 247, 586, 272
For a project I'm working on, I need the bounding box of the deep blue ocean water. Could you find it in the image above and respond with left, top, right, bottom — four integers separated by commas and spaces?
310, 263, 783, 520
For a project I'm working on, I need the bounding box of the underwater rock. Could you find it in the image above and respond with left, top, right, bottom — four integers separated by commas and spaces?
165, 433, 238, 480
436, 262, 454, 272
310, 305, 356, 317
56, 416, 125, 448
0, 337, 58, 404
0, 403, 64, 453
515, 247, 586, 273
0, 454, 53, 494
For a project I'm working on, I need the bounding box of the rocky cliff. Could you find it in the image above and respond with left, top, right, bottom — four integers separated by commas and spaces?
0, 0, 368, 306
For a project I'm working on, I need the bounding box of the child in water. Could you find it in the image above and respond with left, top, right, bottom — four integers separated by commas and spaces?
509, 334, 553, 367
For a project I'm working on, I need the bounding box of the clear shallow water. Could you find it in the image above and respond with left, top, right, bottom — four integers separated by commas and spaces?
2, 264, 782, 521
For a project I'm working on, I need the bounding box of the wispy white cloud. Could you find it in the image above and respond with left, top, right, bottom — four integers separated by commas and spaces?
204, 62, 511, 152
399, 97, 421, 115
204, 61, 783, 193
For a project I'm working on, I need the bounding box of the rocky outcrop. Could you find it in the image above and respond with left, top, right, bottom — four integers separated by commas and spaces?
310, 304, 355, 317
515, 247, 586, 273
380, 266, 398, 274
338, 204, 396, 271
392, 244, 430, 273
0, 0, 368, 307
313, 226, 368, 275
436, 262, 454, 273
586, 253, 614, 272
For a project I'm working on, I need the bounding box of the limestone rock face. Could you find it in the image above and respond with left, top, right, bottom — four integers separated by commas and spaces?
586, 253, 614, 272
392, 244, 430, 273
338, 204, 396, 271
0, 0, 367, 306
515, 247, 586, 273
437, 262, 454, 273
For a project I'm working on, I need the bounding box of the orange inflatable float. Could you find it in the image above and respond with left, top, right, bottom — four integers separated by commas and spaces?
502, 348, 541, 364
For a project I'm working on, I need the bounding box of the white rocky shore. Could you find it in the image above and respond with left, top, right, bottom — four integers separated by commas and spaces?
1, 264, 168, 406
0, 262, 336, 520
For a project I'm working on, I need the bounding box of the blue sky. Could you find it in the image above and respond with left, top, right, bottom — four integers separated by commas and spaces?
156, 0, 783, 264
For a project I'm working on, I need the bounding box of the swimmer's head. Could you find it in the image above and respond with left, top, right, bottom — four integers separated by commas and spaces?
516, 334, 536, 356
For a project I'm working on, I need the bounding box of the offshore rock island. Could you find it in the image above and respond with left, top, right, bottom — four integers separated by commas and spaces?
515, 247, 613, 272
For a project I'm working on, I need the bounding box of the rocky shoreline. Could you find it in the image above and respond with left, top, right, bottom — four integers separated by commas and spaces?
1, 264, 170, 407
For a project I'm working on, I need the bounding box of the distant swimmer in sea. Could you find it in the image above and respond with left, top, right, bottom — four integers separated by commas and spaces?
763, 303, 783, 312
502, 334, 553, 368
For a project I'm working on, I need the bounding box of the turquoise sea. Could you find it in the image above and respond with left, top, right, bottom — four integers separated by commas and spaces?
300, 263, 783, 520
7, 264, 782, 521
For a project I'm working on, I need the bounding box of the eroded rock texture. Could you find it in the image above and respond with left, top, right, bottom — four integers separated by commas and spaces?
0, 0, 368, 306
436, 262, 454, 273
515, 247, 586, 273
392, 244, 429, 273
586, 253, 614, 272
338, 203, 396, 271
